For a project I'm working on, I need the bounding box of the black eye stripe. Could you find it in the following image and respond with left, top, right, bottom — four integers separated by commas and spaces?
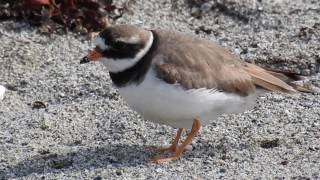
113, 41, 127, 49
102, 43, 144, 59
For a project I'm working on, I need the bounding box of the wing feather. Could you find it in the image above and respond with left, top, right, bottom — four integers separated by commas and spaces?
153, 31, 256, 96
152, 30, 298, 96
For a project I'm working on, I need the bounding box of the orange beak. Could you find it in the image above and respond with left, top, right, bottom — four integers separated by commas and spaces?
80, 50, 103, 64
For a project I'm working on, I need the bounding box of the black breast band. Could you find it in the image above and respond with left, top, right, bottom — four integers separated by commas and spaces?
109, 31, 158, 87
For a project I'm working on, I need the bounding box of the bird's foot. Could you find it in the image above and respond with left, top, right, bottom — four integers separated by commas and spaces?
150, 119, 201, 164
153, 128, 184, 155
158, 145, 177, 154
150, 153, 181, 164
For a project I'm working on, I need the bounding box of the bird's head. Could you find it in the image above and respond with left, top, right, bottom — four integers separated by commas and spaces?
81, 25, 154, 73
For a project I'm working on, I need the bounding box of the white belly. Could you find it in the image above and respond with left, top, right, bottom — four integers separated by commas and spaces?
118, 70, 257, 129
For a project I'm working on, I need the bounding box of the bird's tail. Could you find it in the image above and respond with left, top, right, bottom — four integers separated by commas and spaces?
243, 63, 318, 93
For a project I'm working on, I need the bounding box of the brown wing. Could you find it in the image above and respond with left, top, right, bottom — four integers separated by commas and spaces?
153, 31, 256, 96
152, 30, 298, 96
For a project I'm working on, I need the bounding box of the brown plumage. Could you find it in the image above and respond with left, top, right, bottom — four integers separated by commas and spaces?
152, 30, 298, 96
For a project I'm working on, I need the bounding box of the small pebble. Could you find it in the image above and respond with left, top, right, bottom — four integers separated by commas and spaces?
185, 145, 193, 151
0, 85, 6, 100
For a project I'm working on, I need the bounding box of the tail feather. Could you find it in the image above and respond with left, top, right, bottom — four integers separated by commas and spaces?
265, 69, 317, 93
243, 63, 297, 93
264, 68, 303, 82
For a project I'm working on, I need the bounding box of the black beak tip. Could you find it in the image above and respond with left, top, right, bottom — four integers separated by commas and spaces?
80, 56, 90, 64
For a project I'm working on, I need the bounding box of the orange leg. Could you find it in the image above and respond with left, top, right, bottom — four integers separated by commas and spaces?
158, 128, 184, 154
151, 118, 202, 163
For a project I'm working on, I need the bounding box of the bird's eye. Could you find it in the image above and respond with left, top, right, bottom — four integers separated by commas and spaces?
113, 42, 127, 49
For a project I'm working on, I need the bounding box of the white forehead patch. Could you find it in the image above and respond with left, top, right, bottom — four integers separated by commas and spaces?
116, 35, 140, 44
100, 31, 154, 73
94, 36, 109, 50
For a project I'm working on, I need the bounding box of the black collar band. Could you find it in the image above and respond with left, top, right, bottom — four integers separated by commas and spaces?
109, 30, 158, 87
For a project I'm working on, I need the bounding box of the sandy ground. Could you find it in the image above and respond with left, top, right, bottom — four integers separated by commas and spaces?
0, 0, 320, 179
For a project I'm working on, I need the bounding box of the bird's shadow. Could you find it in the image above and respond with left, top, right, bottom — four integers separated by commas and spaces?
1, 137, 229, 179
1, 144, 155, 179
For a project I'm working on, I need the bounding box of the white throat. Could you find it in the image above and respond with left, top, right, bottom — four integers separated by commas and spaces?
100, 31, 154, 73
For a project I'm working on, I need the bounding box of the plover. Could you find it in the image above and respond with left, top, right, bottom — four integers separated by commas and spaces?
81, 25, 300, 163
